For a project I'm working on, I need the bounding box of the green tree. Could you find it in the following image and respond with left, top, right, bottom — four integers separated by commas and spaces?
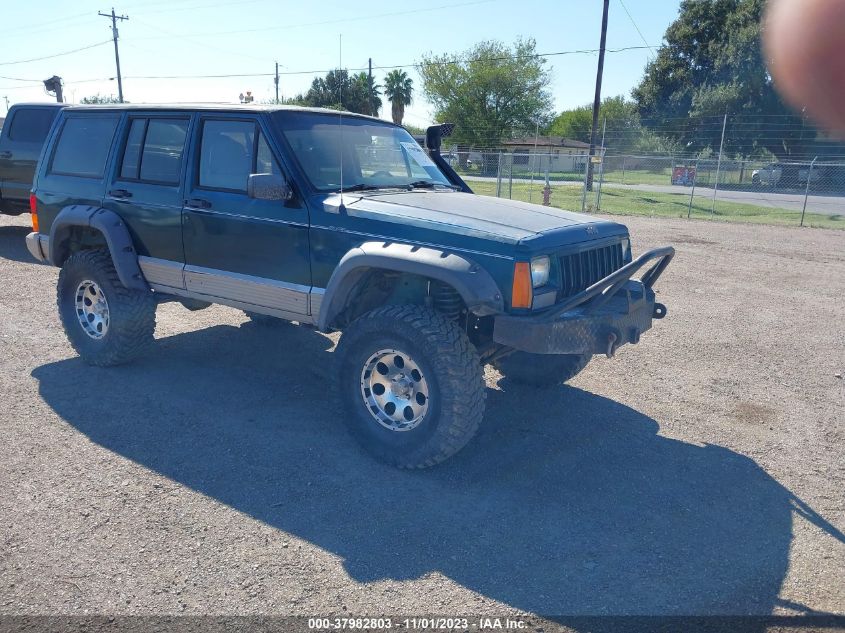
632, 0, 815, 158
383, 69, 413, 125
351, 71, 381, 117
549, 96, 638, 143
419, 38, 553, 148
292, 69, 380, 116
547, 95, 677, 154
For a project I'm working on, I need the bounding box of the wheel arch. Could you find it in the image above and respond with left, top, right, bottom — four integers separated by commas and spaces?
317, 242, 504, 332
48, 205, 148, 291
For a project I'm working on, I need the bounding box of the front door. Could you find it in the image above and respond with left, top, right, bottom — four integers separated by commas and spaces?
182, 114, 311, 316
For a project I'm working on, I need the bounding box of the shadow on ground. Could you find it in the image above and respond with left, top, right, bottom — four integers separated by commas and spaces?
31, 320, 844, 617
0, 224, 36, 264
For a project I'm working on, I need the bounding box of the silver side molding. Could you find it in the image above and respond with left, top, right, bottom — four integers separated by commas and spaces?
184, 265, 309, 315
138, 256, 185, 289
138, 256, 324, 324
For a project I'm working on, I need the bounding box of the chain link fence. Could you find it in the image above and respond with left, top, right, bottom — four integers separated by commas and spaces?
452, 150, 845, 229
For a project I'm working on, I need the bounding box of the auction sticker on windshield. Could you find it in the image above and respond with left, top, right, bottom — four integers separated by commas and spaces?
401, 142, 436, 168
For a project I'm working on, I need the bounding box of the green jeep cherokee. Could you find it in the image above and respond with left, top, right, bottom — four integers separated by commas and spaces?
26, 104, 674, 468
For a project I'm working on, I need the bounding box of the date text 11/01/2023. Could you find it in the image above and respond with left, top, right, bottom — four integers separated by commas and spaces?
307, 617, 527, 630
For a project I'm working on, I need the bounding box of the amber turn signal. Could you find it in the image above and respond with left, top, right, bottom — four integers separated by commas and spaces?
511, 262, 533, 309
29, 193, 39, 233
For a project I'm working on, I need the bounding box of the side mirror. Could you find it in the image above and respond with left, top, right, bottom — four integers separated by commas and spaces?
247, 173, 293, 201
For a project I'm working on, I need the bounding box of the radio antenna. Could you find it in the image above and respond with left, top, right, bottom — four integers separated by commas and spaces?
338, 33, 344, 201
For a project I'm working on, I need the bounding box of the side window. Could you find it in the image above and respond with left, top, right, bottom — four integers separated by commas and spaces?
50, 116, 119, 178
140, 119, 188, 184
119, 118, 188, 184
8, 108, 56, 143
120, 119, 145, 180
256, 133, 282, 176
198, 119, 254, 192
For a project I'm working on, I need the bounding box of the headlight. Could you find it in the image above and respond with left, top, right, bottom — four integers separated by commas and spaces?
530, 256, 550, 288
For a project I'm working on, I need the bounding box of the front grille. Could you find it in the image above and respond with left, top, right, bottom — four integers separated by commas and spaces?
559, 241, 625, 298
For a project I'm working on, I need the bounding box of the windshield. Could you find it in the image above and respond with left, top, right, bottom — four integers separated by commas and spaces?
273, 111, 453, 193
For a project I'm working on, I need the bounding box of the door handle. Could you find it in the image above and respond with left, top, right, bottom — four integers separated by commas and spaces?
185, 197, 212, 210
0, 151, 11, 159
108, 188, 132, 199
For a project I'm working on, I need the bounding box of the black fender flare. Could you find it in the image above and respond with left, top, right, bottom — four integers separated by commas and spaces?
48, 205, 148, 291
317, 241, 504, 331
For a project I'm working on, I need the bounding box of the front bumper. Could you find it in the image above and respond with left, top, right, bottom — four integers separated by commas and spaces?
493, 246, 674, 357
26, 232, 49, 263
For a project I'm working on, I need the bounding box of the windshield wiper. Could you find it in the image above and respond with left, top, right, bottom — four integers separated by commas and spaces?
337, 183, 383, 193
406, 180, 457, 190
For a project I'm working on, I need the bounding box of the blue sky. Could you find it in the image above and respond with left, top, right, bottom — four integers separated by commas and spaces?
1, 0, 681, 127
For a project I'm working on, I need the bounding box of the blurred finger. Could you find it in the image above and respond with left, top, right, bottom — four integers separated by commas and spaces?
764, 0, 845, 137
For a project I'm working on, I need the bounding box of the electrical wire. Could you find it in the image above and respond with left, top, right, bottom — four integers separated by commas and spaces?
0, 10, 91, 35
115, 45, 655, 81
0, 40, 113, 66
618, 0, 655, 56
129, 0, 499, 40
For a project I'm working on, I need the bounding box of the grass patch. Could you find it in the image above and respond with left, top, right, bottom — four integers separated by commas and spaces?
469, 181, 844, 230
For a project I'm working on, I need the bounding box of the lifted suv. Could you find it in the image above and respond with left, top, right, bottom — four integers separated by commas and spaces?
26, 104, 673, 468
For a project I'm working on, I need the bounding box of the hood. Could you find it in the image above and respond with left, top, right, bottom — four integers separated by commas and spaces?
341, 191, 627, 248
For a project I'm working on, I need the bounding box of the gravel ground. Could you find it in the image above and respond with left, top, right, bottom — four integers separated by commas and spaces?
0, 212, 843, 619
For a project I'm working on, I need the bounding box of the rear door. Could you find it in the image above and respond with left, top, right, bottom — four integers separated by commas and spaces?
0, 106, 60, 209
35, 112, 120, 230
181, 113, 311, 316
102, 112, 192, 286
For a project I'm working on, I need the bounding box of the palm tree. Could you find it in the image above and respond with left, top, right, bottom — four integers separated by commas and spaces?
383, 69, 413, 125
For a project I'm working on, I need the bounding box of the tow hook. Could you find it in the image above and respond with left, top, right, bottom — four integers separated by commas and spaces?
606, 332, 619, 358
653, 303, 667, 319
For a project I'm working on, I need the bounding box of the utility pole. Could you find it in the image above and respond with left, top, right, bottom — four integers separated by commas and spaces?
2, 96, 9, 114
99, 8, 129, 103
274, 62, 280, 104
586, 0, 610, 191
368, 57, 374, 117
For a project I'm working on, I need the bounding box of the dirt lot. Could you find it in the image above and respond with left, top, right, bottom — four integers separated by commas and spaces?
0, 211, 843, 619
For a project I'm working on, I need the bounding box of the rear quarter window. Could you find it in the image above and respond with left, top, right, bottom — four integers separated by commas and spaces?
50, 115, 119, 179
7, 108, 57, 143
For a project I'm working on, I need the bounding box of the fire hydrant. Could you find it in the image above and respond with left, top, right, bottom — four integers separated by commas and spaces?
542, 183, 552, 206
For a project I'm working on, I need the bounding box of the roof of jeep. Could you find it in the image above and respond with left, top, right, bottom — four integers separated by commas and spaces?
59, 103, 391, 123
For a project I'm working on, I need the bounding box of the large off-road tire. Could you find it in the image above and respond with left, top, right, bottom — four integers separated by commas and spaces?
57, 249, 156, 367
335, 305, 485, 468
494, 351, 591, 387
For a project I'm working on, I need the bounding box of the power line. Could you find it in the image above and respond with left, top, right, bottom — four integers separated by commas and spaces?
129, 0, 275, 16
130, 0, 497, 40
618, 0, 655, 56
0, 40, 113, 66
115, 45, 654, 81
129, 16, 271, 63
0, 75, 43, 83
0, 10, 90, 35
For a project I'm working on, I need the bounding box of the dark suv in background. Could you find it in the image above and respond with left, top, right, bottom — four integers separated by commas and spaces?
0, 103, 65, 215
25, 104, 674, 468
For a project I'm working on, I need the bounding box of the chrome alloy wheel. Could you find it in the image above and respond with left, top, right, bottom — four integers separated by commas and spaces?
75, 280, 110, 340
360, 348, 430, 431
